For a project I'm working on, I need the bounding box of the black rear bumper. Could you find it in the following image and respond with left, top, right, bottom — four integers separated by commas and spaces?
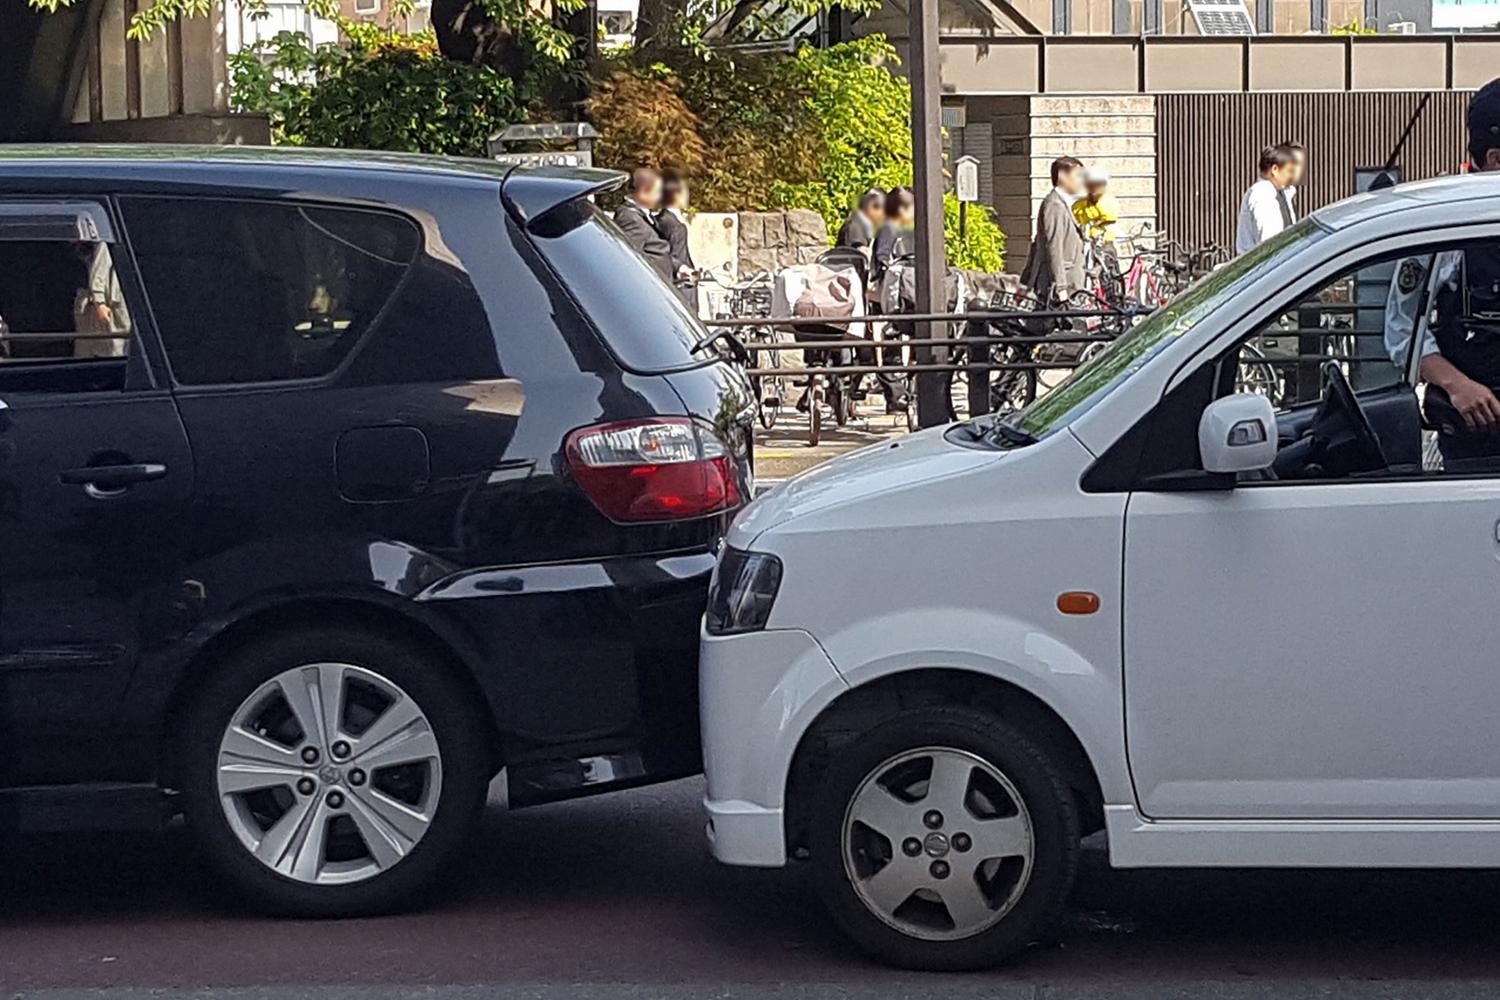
417, 549, 714, 807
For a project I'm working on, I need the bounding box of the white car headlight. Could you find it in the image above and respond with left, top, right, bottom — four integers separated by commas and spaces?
705, 547, 783, 635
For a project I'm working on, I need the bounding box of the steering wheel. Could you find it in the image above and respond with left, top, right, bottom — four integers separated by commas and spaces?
1318, 360, 1387, 474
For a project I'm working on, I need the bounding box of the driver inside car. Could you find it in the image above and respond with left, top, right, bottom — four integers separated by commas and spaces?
1385, 78, 1500, 470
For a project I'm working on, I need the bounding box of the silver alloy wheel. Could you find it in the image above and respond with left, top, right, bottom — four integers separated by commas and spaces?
216, 662, 443, 886
841, 746, 1034, 942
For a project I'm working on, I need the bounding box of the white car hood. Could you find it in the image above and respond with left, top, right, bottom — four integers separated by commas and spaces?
732, 425, 1002, 547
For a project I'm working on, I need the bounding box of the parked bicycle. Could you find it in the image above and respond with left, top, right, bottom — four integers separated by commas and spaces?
700, 267, 787, 430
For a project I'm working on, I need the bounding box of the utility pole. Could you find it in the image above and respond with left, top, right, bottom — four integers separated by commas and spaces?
909, 0, 947, 428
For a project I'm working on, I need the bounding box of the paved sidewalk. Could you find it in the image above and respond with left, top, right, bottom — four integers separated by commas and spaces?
754, 400, 913, 483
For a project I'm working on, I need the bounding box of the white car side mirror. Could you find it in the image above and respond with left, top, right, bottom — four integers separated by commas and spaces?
1198, 393, 1277, 474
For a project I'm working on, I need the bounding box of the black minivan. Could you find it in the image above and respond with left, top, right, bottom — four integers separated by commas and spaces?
0, 146, 752, 914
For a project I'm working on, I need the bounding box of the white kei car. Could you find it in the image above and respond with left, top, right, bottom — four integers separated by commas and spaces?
700, 174, 1500, 970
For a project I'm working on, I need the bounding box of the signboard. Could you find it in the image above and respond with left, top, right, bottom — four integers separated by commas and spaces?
1433, 0, 1500, 30
954, 155, 980, 203
492, 122, 600, 143
492, 150, 595, 169
487, 122, 599, 167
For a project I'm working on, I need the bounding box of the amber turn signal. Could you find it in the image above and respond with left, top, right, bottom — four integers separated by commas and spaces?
1056, 591, 1100, 615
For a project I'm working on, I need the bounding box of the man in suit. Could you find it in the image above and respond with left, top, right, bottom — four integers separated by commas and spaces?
656, 171, 695, 275
836, 188, 885, 251
656, 171, 696, 307
613, 167, 675, 281
1020, 156, 1086, 306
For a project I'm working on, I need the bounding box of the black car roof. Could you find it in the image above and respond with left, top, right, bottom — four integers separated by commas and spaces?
0, 144, 625, 218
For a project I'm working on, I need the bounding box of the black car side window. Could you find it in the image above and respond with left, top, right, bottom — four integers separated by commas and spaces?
120, 197, 419, 386
0, 202, 139, 393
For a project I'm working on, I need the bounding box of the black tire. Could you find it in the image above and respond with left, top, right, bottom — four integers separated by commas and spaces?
809, 391, 823, 446
179, 624, 489, 917
809, 706, 1079, 971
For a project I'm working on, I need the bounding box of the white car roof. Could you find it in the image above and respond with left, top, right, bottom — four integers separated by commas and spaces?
1316, 173, 1500, 232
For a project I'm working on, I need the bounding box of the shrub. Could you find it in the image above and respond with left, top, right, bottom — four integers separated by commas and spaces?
769, 39, 1004, 271
945, 195, 1006, 273
588, 52, 821, 211
587, 71, 712, 186
231, 31, 522, 157
767, 39, 912, 230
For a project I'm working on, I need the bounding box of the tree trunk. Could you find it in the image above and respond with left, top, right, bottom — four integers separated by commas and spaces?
632, 0, 676, 53
430, 0, 526, 80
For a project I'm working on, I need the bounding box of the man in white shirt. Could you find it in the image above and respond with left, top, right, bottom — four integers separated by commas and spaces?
1235, 144, 1300, 255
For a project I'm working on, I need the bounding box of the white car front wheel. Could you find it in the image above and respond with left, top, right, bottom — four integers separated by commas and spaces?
810, 706, 1080, 971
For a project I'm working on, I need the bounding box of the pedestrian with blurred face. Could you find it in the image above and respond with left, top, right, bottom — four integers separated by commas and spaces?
1020, 156, 1086, 304
657, 171, 695, 277
613, 166, 674, 280
1072, 167, 1120, 243
870, 185, 915, 287
837, 188, 886, 251
1235, 144, 1299, 255
1282, 141, 1307, 222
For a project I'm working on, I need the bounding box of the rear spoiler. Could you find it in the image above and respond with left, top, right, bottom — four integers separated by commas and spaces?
500, 164, 626, 231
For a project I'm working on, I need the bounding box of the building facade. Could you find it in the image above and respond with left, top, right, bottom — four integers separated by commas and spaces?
866, 9, 1500, 264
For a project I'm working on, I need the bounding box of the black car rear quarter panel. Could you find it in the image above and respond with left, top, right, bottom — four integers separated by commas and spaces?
59, 160, 729, 800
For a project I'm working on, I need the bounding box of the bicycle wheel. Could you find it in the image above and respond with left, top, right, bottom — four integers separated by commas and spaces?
1236, 342, 1285, 406
760, 375, 784, 430
759, 346, 784, 430
809, 388, 823, 446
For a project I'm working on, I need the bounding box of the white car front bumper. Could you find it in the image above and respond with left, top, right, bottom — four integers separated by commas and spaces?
699, 625, 847, 868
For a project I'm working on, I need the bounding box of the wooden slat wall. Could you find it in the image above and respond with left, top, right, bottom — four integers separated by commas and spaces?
1157, 91, 1472, 250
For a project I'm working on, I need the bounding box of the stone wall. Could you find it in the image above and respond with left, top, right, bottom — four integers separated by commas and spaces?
969, 94, 1158, 272
737, 210, 830, 278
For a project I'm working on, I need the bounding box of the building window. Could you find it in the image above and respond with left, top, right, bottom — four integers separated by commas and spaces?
354, 0, 380, 14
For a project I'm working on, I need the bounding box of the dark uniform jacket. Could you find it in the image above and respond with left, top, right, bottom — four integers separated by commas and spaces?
613, 202, 674, 280
836, 211, 875, 250
870, 221, 911, 290
656, 208, 694, 278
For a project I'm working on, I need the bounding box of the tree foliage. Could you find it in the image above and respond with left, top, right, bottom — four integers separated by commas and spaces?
56, 0, 1005, 270
27, 0, 214, 39
766, 38, 912, 229
231, 30, 520, 156
588, 47, 825, 211
592, 36, 1004, 270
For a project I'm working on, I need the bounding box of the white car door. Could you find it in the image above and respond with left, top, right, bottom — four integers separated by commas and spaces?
1124, 237, 1500, 821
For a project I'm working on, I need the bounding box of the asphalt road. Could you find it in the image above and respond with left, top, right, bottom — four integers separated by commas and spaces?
7, 778, 1500, 999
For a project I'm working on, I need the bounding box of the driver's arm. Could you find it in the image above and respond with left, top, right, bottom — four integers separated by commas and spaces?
1420, 353, 1500, 433
1398, 251, 1500, 434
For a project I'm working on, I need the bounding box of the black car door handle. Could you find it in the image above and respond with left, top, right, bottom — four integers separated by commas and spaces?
59, 463, 167, 490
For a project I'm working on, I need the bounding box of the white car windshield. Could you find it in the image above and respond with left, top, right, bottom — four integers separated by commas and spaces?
1011, 220, 1327, 440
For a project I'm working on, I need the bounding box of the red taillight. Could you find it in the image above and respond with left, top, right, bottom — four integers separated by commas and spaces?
566, 418, 742, 523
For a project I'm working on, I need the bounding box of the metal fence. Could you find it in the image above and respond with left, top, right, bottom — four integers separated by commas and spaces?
708, 306, 1388, 428
706, 308, 1140, 427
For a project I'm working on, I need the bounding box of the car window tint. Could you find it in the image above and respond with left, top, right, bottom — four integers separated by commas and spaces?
121, 198, 419, 385
0, 239, 135, 392
528, 201, 705, 373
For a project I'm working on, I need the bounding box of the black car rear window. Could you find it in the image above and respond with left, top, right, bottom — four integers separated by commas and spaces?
528, 202, 705, 373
